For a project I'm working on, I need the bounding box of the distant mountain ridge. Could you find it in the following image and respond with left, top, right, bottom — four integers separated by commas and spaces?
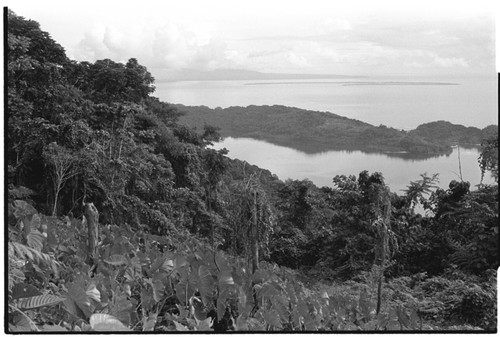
176, 104, 497, 156
155, 68, 366, 82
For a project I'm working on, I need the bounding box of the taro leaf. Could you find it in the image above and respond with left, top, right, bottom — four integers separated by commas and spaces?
16, 294, 64, 309
86, 284, 101, 303
103, 254, 127, 266
263, 309, 282, 329
141, 287, 155, 312
247, 317, 266, 331
218, 269, 234, 292
274, 296, 290, 323
9, 314, 35, 331
142, 312, 157, 331
252, 269, 269, 284
68, 283, 92, 318
175, 255, 188, 270
42, 324, 68, 332
30, 213, 41, 230
192, 298, 207, 321
160, 259, 175, 274
216, 287, 230, 322
90, 313, 131, 331
136, 251, 151, 268
297, 299, 317, 330
362, 320, 378, 331
11, 283, 42, 299
410, 308, 420, 330
13, 200, 37, 219
175, 277, 195, 306
173, 321, 189, 331
198, 265, 214, 306
377, 312, 390, 329
26, 230, 45, 252
148, 256, 166, 274
215, 252, 230, 271
285, 283, 298, 304
395, 307, 410, 329
124, 257, 142, 281
110, 292, 134, 326
359, 289, 372, 319
257, 283, 278, 301
177, 269, 199, 305
63, 297, 86, 319
237, 286, 248, 315
234, 315, 248, 331
194, 317, 213, 331
152, 277, 165, 302
176, 304, 189, 320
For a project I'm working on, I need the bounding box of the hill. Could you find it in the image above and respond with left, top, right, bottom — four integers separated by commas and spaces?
176, 104, 495, 155
409, 120, 497, 146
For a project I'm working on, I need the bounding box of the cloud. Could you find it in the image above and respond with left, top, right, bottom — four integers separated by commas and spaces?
74, 22, 239, 71
432, 56, 469, 68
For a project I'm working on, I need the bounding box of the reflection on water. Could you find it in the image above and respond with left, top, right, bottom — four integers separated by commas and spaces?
212, 137, 494, 194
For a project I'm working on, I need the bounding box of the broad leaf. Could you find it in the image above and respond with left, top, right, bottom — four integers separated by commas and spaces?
173, 321, 189, 331
90, 313, 131, 331
103, 254, 127, 266
13, 200, 37, 219
194, 317, 213, 331
26, 230, 45, 252
42, 324, 68, 332
263, 309, 282, 329
218, 270, 234, 291
11, 283, 41, 299
148, 256, 166, 274
68, 283, 92, 318
86, 284, 101, 302
141, 287, 155, 312
142, 312, 157, 331
110, 292, 133, 326
198, 265, 214, 306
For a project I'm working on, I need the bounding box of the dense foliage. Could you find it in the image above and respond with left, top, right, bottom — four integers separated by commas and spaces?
6, 11, 498, 332
176, 104, 495, 156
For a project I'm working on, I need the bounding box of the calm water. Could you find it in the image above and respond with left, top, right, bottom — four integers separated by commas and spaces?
156, 76, 496, 192
212, 137, 493, 194
155, 76, 497, 130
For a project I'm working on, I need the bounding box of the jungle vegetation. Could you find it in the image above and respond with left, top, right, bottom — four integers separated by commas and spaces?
6, 10, 498, 332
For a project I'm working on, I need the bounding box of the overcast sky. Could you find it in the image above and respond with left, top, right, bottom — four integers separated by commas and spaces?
5, 0, 499, 79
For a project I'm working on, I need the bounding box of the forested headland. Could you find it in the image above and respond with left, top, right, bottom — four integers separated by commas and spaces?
177, 104, 497, 156
6, 10, 499, 332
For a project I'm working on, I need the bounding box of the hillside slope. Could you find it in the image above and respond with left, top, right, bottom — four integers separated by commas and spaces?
177, 104, 495, 155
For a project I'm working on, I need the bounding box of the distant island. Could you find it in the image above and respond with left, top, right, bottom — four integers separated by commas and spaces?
176, 104, 497, 157
246, 81, 459, 86
154, 68, 366, 82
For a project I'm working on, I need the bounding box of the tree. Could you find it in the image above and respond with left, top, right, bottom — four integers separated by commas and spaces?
222, 173, 275, 273
43, 143, 79, 216
479, 136, 498, 183
371, 185, 397, 314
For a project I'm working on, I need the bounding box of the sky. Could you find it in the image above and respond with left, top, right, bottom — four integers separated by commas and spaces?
4, 0, 499, 80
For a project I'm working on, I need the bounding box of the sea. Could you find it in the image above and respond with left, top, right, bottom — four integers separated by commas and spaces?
155, 76, 497, 193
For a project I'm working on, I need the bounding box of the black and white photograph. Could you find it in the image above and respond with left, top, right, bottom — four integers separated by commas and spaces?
4, 0, 498, 332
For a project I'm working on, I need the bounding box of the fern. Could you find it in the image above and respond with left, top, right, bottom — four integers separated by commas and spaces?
16, 294, 65, 310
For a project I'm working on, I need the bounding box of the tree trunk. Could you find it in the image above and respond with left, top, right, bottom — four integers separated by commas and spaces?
251, 190, 259, 274
84, 202, 99, 265
376, 270, 383, 314
52, 187, 60, 216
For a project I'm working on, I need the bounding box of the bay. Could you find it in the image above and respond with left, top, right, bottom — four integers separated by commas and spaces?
212, 137, 494, 194
155, 76, 497, 130
155, 76, 497, 193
